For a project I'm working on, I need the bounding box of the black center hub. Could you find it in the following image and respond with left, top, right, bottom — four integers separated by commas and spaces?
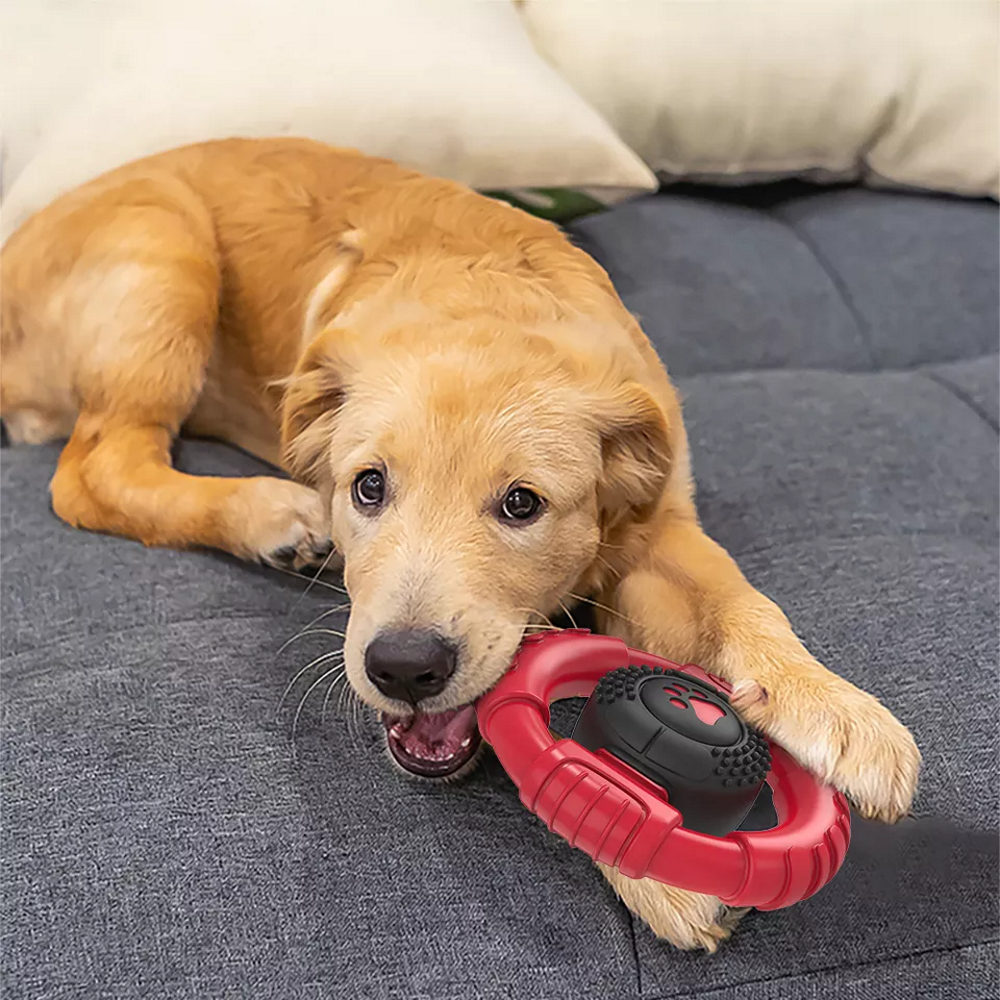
571, 665, 771, 836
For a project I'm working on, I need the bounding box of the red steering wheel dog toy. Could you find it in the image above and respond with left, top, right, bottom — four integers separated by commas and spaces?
476, 630, 850, 910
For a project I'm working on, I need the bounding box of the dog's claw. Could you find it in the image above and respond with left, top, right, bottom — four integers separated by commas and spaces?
265, 536, 336, 572
310, 538, 335, 559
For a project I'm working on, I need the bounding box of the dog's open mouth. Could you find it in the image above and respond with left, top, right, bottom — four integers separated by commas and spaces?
381, 705, 482, 778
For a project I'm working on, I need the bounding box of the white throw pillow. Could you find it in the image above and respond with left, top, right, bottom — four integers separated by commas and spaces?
0, 0, 656, 239
520, 0, 998, 199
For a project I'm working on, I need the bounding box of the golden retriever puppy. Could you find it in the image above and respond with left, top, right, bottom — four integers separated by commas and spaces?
0, 138, 919, 950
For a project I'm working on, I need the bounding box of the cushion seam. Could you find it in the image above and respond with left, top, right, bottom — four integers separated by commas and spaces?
640, 937, 999, 1000
672, 352, 998, 381
724, 528, 999, 564
921, 370, 999, 436
761, 205, 880, 371
627, 909, 643, 996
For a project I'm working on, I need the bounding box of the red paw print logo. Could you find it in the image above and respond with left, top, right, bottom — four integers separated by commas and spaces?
662, 680, 726, 727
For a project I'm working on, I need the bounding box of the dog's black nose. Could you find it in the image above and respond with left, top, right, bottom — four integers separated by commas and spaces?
364, 629, 457, 704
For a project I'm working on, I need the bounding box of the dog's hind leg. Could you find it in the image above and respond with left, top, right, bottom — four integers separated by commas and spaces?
11, 173, 330, 568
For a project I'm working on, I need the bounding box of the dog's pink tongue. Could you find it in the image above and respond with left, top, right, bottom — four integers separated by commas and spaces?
383, 705, 481, 778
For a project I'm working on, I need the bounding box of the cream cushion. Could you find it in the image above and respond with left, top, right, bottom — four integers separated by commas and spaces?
0, 0, 656, 239
520, 0, 999, 198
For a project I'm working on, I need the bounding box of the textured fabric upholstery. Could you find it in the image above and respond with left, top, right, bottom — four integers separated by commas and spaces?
3, 185, 997, 999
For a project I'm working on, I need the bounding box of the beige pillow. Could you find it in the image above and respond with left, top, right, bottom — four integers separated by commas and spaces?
0, 0, 656, 240
520, 0, 999, 198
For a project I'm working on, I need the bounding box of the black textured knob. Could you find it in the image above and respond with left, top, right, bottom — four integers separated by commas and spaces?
572, 666, 771, 836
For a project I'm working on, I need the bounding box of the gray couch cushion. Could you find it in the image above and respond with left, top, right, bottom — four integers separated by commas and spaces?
3, 185, 998, 999
569, 192, 874, 376
772, 191, 999, 370
571, 184, 999, 378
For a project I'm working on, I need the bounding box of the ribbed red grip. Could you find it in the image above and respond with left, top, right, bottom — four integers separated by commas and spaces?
723, 787, 852, 910
527, 754, 648, 866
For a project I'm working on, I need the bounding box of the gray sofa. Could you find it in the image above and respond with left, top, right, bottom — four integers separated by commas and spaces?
2, 182, 997, 999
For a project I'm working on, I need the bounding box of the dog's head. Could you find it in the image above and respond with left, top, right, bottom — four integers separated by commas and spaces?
281, 315, 673, 776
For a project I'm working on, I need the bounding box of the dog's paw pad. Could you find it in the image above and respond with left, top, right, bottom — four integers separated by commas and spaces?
269, 544, 299, 564
264, 535, 337, 572
231, 479, 338, 572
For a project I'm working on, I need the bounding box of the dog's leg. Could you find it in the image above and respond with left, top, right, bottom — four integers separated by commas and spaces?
33, 177, 331, 568
52, 415, 330, 568
49, 421, 107, 531
602, 515, 920, 818
590, 514, 919, 947
598, 864, 745, 952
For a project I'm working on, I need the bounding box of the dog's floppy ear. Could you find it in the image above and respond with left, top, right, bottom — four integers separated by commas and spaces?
279, 334, 346, 488
593, 381, 673, 522
280, 231, 365, 486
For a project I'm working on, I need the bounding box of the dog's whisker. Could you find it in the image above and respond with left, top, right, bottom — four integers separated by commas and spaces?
353, 691, 368, 753
593, 551, 623, 580
513, 606, 558, 629
270, 564, 348, 594
321, 669, 348, 725
292, 661, 347, 746
297, 602, 352, 633
347, 688, 364, 752
556, 598, 579, 630
279, 627, 346, 650
333, 678, 364, 753
336, 676, 351, 723
566, 591, 637, 626
501, 621, 561, 651
275, 626, 347, 657
275, 649, 344, 716
288, 545, 344, 615
275, 602, 350, 657
503, 619, 562, 642
301, 601, 352, 626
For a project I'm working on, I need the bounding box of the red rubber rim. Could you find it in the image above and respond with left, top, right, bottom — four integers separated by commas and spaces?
476, 630, 850, 909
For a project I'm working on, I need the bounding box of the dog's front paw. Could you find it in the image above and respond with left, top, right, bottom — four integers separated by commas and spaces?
266, 534, 337, 572
732, 671, 920, 824
598, 864, 745, 952
224, 478, 335, 571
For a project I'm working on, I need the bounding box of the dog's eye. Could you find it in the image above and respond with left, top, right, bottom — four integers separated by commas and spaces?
499, 486, 543, 524
352, 469, 386, 511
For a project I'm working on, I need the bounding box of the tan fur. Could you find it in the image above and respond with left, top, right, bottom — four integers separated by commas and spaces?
0, 138, 920, 949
